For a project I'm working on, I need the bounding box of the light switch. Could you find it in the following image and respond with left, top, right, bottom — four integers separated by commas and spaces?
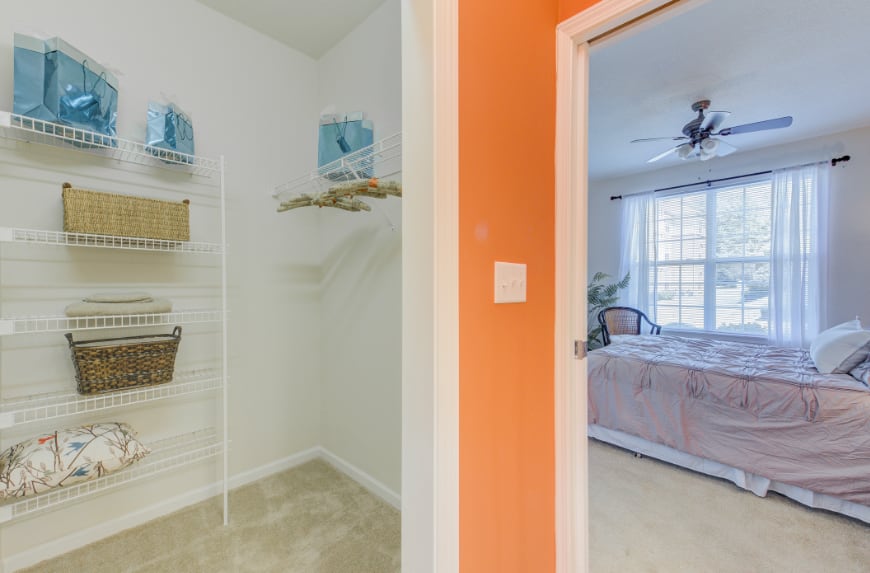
494, 262, 527, 303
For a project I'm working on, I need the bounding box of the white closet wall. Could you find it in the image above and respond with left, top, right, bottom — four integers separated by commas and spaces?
0, 0, 321, 564
315, 0, 403, 496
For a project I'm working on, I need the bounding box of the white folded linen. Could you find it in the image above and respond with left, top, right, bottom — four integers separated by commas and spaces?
65, 298, 173, 317
82, 292, 154, 303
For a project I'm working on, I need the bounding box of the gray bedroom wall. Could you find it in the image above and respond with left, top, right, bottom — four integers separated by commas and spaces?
588, 125, 870, 333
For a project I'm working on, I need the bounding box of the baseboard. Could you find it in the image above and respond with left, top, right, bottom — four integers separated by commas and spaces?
318, 447, 401, 509
229, 447, 321, 490
3, 447, 321, 573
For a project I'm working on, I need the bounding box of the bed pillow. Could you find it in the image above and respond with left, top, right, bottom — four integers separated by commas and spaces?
0, 422, 150, 501
810, 320, 870, 374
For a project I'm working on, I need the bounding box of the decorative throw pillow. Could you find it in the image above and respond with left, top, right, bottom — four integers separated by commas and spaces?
850, 356, 870, 386
0, 422, 150, 501
810, 320, 870, 374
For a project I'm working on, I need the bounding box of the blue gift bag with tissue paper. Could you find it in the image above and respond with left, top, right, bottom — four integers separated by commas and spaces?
13, 33, 118, 141
318, 115, 374, 178
147, 102, 195, 163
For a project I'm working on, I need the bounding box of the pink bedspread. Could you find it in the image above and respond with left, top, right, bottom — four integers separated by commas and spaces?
588, 335, 870, 505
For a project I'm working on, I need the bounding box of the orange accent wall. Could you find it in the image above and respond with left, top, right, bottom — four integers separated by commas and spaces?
458, 0, 602, 570
559, 0, 599, 22
458, 0, 556, 570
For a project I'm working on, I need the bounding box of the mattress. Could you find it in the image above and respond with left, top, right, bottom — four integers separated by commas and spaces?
588, 335, 870, 506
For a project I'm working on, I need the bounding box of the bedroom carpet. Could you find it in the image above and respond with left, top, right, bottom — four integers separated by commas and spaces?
18, 459, 400, 573
590, 439, 870, 572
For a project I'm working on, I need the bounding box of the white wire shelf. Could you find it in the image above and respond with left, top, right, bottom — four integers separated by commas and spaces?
0, 427, 221, 523
273, 132, 402, 198
0, 111, 220, 176
0, 309, 224, 336
0, 370, 222, 429
0, 227, 224, 254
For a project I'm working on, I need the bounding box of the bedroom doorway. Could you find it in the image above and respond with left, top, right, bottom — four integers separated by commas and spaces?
563, 0, 870, 570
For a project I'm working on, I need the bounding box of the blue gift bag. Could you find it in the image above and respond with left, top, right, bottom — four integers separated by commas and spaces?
146, 102, 195, 163
13, 33, 118, 139
318, 115, 374, 177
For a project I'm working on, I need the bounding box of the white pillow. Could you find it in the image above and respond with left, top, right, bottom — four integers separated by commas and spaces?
810, 320, 870, 374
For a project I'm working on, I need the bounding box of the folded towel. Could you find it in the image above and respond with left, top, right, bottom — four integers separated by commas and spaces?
65, 298, 173, 317
82, 292, 154, 303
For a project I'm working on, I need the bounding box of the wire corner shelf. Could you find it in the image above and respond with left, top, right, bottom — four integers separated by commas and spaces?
273, 132, 402, 199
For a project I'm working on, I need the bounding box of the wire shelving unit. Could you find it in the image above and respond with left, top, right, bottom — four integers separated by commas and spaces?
0, 110, 230, 526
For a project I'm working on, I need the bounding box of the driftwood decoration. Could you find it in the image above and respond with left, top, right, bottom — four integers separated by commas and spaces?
277, 178, 402, 213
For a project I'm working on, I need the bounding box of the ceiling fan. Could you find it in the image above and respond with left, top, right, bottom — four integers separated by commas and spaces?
631, 100, 793, 163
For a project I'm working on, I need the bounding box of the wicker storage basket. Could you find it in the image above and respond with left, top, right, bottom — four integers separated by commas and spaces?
65, 327, 182, 394
62, 182, 190, 241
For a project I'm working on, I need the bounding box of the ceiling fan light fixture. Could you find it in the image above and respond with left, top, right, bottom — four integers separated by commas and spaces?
698, 137, 719, 161
677, 143, 694, 159
700, 137, 719, 153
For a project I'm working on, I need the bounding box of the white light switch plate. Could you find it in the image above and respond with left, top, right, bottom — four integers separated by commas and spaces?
494, 262, 527, 303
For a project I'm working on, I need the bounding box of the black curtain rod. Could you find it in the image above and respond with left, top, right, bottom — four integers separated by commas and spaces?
609, 155, 851, 201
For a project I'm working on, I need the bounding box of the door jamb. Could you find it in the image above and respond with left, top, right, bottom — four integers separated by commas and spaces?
554, 1, 673, 571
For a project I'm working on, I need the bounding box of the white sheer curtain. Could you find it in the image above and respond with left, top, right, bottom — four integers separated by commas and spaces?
618, 191, 656, 319
768, 162, 829, 347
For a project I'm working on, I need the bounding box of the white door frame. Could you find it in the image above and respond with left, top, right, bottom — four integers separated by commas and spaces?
554, 1, 671, 571
401, 0, 459, 571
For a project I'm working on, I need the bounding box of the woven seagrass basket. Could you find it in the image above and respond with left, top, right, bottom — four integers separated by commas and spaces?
62, 182, 190, 241
65, 327, 182, 394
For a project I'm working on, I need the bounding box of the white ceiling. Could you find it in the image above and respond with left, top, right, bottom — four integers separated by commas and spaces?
588, 0, 870, 180
195, 0, 388, 59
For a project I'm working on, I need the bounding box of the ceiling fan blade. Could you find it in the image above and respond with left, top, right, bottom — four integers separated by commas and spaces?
647, 146, 681, 163
700, 110, 730, 132
630, 136, 689, 143
713, 138, 737, 157
717, 116, 793, 136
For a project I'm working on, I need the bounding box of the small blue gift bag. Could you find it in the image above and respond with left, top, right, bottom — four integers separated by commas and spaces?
318, 114, 374, 178
146, 102, 195, 164
13, 33, 118, 142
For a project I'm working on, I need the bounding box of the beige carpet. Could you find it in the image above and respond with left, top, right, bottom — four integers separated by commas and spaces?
19, 459, 400, 573
590, 439, 870, 572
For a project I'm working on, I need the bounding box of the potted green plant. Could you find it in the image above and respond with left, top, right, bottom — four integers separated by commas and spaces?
587, 271, 630, 349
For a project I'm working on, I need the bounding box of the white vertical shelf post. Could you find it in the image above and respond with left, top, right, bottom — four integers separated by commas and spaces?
220, 155, 229, 526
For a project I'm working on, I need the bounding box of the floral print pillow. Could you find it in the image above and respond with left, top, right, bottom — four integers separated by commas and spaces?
0, 422, 150, 501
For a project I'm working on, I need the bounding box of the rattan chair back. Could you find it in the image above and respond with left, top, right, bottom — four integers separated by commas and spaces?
597, 306, 661, 346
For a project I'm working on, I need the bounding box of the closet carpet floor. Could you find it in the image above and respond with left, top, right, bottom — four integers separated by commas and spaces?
20, 459, 401, 573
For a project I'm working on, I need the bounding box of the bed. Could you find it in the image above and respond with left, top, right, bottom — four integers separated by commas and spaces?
587, 334, 870, 523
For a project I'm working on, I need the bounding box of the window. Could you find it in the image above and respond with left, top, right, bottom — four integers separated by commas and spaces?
620, 163, 826, 346
651, 180, 773, 335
